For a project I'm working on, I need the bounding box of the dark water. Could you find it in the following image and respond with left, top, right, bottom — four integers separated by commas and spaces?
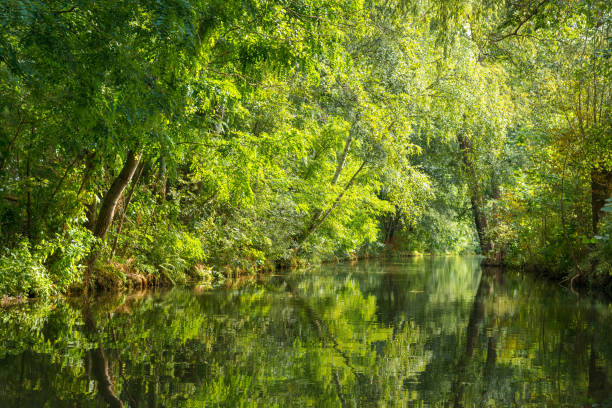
1, 256, 612, 407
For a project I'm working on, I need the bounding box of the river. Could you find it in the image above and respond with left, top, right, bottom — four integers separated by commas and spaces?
1, 256, 611, 406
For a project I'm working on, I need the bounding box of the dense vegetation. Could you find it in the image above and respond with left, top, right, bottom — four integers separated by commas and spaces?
1, 0, 610, 297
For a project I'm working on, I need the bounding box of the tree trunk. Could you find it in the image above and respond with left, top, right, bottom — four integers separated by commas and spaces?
591, 167, 612, 233
305, 133, 355, 232
26, 146, 32, 240
296, 160, 367, 248
110, 159, 145, 258
384, 207, 402, 245
470, 195, 492, 254
457, 133, 492, 254
93, 150, 142, 240
158, 155, 167, 201
331, 133, 353, 186
85, 151, 141, 294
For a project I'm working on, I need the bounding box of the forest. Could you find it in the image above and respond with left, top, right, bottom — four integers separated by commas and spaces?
1, 0, 611, 298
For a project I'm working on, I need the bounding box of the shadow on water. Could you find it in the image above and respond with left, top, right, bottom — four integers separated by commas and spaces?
0, 256, 611, 407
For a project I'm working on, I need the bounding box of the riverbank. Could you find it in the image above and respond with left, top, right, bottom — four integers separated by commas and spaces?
2, 245, 610, 306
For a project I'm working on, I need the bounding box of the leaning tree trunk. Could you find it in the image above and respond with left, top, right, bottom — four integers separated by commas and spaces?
93, 150, 142, 241
85, 150, 141, 294
110, 159, 145, 258
331, 133, 353, 186
591, 167, 612, 233
305, 133, 354, 233
295, 160, 367, 249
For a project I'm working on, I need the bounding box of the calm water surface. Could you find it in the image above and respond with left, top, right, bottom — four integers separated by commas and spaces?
1, 256, 612, 407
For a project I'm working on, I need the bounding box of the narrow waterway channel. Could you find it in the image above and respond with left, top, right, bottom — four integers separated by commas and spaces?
1, 256, 611, 406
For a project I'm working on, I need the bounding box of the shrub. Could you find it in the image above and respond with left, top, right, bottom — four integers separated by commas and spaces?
0, 240, 52, 298
0, 216, 96, 297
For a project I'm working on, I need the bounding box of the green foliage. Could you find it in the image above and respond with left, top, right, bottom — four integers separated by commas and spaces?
0, 215, 95, 297
0, 240, 52, 298
473, 0, 612, 281
45, 217, 97, 288
0, 0, 609, 294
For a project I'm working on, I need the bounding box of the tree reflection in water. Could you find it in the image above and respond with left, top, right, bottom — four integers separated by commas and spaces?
0, 256, 611, 407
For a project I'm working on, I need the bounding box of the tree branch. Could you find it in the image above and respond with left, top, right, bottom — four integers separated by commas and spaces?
490, 0, 550, 43
52, 6, 78, 15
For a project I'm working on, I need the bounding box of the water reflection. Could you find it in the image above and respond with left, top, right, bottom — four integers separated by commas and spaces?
0, 256, 611, 407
